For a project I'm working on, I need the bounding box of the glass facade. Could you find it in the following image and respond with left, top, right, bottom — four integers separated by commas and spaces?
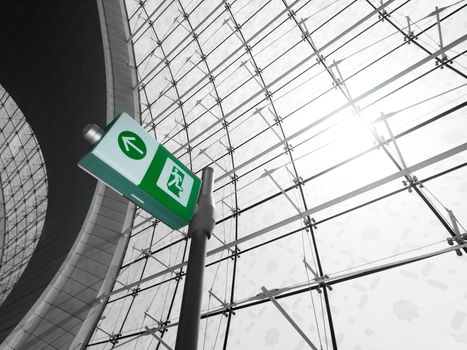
0, 85, 48, 305
88, 0, 467, 349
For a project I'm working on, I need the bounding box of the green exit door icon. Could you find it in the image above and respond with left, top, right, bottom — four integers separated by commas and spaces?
79, 113, 201, 229
167, 166, 184, 197
157, 159, 193, 206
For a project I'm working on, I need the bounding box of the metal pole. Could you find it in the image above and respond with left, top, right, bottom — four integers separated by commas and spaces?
174, 167, 215, 350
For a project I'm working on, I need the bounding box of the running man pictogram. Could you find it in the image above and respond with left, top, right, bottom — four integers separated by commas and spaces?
167, 166, 184, 197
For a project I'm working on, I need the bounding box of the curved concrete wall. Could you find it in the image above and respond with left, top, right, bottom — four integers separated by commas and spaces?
0, 0, 138, 348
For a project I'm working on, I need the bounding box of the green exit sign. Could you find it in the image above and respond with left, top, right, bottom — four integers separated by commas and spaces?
79, 113, 201, 229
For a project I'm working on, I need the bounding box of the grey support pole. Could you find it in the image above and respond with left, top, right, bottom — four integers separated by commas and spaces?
174, 167, 215, 350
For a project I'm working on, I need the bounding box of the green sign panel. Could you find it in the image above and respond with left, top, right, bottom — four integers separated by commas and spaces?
78, 113, 201, 229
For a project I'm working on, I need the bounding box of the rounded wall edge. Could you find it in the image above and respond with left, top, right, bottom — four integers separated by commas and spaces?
70, 0, 142, 347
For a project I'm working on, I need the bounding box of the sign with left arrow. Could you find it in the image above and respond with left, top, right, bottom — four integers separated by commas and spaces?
78, 113, 201, 229
118, 131, 147, 159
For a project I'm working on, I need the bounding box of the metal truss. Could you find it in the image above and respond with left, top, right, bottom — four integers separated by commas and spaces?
88, 1, 467, 349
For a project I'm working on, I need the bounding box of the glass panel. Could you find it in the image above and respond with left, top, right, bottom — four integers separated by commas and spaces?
87, 0, 467, 348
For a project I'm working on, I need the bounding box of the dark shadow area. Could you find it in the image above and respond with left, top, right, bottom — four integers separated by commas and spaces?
0, 0, 106, 341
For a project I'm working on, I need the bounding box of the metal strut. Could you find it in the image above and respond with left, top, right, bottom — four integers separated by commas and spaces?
446, 209, 467, 256
434, 6, 453, 68
261, 286, 319, 350
304, 259, 333, 293
404, 16, 415, 42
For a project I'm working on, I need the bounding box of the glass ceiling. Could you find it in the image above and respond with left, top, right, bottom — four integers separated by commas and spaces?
0, 84, 48, 306
88, 0, 467, 349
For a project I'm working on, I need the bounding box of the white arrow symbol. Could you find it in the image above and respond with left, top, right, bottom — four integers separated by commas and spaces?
122, 136, 144, 155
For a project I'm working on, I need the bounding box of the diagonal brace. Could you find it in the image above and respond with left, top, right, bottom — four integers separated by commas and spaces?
261, 286, 319, 350
145, 326, 173, 350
